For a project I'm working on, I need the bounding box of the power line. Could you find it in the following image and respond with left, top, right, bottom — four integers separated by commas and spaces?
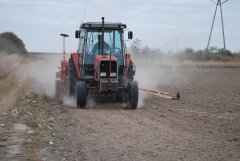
81, 0, 89, 23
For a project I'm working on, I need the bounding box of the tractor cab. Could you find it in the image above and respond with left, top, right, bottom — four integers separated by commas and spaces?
75, 21, 132, 78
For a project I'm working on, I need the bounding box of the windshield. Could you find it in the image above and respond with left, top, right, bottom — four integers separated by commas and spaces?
85, 29, 123, 65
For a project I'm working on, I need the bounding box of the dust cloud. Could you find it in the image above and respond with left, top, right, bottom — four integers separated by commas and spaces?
0, 54, 24, 79
63, 96, 76, 107
0, 52, 186, 109
63, 96, 96, 108
134, 55, 184, 107
24, 53, 184, 108
0, 53, 29, 112
87, 97, 96, 108
25, 54, 61, 98
24, 54, 94, 108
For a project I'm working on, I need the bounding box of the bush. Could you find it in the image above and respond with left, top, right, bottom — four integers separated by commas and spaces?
129, 38, 238, 62
179, 47, 234, 61
0, 32, 27, 54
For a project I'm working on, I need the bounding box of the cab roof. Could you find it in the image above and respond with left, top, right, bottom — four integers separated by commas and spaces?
80, 22, 127, 29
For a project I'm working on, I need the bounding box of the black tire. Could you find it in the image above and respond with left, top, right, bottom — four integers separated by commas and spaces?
76, 81, 87, 108
55, 79, 61, 100
68, 57, 78, 96
127, 81, 139, 109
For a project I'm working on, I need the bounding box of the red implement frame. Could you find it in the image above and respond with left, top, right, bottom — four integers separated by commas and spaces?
140, 88, 179, 100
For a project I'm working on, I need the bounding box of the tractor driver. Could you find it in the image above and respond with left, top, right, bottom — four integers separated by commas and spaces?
92, 35, 111, 55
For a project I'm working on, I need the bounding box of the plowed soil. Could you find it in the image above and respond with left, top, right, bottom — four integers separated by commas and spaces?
0, 56, 240, 161
41, 68, 240, 161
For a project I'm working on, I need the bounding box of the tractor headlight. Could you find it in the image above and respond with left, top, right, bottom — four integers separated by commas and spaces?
100, 72, 106, 77
110, 72, 116, 77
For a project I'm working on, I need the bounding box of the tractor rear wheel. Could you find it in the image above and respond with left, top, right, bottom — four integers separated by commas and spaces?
127, 81, 138, 109
55, 79, 61, 100
76, 81, 87, 108
68, 57, 78, 96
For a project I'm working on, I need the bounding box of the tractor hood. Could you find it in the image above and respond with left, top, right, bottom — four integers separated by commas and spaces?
94, 55, 117, 66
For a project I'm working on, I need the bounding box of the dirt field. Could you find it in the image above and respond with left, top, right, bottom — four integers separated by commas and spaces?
40, 68, 240, 161
0, 55, 240, 161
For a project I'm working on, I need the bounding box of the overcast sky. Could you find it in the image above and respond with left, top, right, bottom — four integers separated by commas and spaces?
0, 0, 239, 53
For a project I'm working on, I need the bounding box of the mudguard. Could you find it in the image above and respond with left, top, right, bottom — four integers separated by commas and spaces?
124, 53, 132, 77
71, 52, 81, 78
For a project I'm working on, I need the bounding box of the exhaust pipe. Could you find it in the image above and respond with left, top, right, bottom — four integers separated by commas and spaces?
101, 17, 104, 55
101, 17, 112, 91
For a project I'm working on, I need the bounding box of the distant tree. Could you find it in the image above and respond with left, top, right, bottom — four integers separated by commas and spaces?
0, 32, 27, 54
141, 45, 150, 55
151, 48, 163, 55
217, 48, 232, 57
130, 38, 141, 55
209, 46, 218, 53
184, 48, 194, 54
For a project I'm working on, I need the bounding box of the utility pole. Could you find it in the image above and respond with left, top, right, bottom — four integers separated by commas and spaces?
206, 0, 229, 58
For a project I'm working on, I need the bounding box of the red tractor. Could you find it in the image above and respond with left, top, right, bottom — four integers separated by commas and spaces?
56, 17, 138, 109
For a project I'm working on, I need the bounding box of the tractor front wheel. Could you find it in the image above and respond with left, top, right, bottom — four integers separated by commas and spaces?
75, 81, 87, 108
127, 81, 138, 109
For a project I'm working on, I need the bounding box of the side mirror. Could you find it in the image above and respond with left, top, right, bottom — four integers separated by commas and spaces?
128, 31, 133, 39
75, 30, 80, 38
